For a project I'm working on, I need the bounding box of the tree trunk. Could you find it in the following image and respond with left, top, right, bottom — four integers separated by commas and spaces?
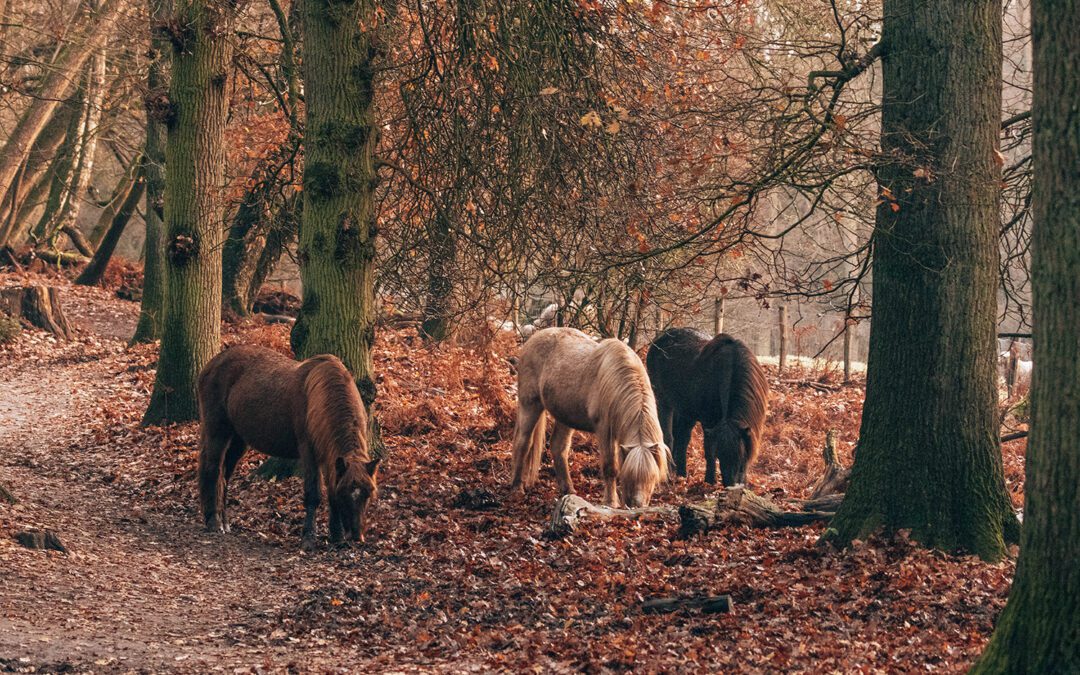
972, 0, 1080, 669
30, 99, 85, 244
142, 0, 234, 424
88, 153, 143, 248
421, 207, 455, 341
75, 166, 145, 286
292, 0, 382, 456
130, 0, 169, 345
826, 0, 1018, 561
0, 102, 75, 246
0, 0, 121, 202
246, 194, 299, 309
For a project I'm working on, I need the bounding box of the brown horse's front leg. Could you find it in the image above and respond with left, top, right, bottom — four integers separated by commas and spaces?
328, 497, 344, 544
300, 457, 321, 550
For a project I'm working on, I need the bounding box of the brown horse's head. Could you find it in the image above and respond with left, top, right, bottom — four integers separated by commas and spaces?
332, 456, 380, 542
617, 442, 669, 508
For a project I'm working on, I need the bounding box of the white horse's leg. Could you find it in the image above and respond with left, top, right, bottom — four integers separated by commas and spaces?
549, 422, 575, 495
598, 432, 621, 508
509, 401, 544, 490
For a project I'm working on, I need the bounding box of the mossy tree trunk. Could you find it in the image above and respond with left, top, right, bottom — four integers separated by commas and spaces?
292, 0, 383, 456
421, 206, 455, 341
142, 0, 234, 424
971, 0, 1080, 669
131, 0, 170, 344
825, 0, 1018, 561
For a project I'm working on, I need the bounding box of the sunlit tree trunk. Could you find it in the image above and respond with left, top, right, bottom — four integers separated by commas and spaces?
143, 0, 233, 424
131, 0, 170, 344
292, 0, 382, 454
826, 0, 1018, 561
971, 0, 1080, 669
0, 0, 121, 201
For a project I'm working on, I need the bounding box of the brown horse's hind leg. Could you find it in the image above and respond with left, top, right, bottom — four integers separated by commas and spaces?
219, 436, 247, 532
198, 428, 231, 532
549, 422, 575, 496
509, 402, 544, 491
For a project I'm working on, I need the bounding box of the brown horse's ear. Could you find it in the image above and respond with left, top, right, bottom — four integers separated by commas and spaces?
365, 457, 380, 478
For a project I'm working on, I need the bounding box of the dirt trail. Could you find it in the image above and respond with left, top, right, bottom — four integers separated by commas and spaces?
0, 295, 367, 673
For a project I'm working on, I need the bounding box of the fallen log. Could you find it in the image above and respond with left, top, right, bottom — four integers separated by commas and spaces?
14, 529, 67, 553
778, 378, 842, 392
678, 487, 836, 538
0, 285, 73, 338
641, 595, 733, 615
31, 249, 89, 267
548, 493, 675, 537
1000, 430, 1028, 443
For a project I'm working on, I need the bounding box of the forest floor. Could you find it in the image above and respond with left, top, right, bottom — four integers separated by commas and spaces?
0, 269, 1028, 673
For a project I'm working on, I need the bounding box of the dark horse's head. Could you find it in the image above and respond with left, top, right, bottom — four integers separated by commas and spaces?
703, 423, 752, 486
332, 455, 380, 542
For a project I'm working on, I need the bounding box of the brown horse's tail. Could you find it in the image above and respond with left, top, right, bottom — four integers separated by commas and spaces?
518, 412, 546, 486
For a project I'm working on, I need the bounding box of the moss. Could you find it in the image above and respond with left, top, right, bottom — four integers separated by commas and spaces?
0, 313, 21, 345
334, 223, 374, 266
357, 375, 377, 407
316, 121, 369, 152
305, 162, 341, 201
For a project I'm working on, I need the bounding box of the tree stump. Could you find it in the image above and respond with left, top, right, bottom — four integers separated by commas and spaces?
809, 430, 850, 499
641, 595, 733, 615
0, 286, 73, 339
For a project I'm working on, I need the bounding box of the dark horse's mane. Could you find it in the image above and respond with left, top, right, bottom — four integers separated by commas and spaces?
698, 335, 768, 461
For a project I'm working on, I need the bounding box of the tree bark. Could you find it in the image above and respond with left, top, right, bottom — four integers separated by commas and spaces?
292, 0, 383, 456
825, 0, 1018, 561
143, 1, 234, 424
972, 0, 1080, 669
421, 207, 456, 341
0, 0, 122, 203
75, 166, 145, 286
130, 0, 169, 344
88, 153, 143, 248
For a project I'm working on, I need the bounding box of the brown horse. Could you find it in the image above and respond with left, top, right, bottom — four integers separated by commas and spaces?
509, 327, 669, 508
196, 345, 379, 548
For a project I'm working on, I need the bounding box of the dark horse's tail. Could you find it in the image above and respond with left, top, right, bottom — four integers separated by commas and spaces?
705, 336, 768, 485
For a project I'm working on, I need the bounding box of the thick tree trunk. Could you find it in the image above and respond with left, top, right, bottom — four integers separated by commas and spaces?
0, 0, 121, 202
826, 0, 1018, 561
75, 167, 145, 286
143, 1, 234, 424
972, 0, 1080, 669
130, 0, 169, 344
293, 0, 382, 455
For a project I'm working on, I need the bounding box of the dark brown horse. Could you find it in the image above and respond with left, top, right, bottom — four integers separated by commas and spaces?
646, 328, 768, 485
197, 345, 379, 548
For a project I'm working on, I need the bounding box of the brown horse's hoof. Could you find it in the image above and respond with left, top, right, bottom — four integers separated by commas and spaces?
204, 519, 226, 534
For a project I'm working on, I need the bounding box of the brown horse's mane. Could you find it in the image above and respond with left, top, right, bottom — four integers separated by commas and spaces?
301, 356, 374, 489
699, 335, 768, 458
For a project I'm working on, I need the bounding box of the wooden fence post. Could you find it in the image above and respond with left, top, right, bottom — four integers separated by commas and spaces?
778, 305, 788, 375
843, 315, 853, 383
713, 297, 725, 335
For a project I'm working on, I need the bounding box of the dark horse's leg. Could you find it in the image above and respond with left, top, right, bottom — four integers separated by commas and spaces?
656, 399, 675, 472
198, 425, 233, 533
702, 428, 718, 485
218, 436, 247, 532
300, 449, 321, 550
671, 414, 694, 478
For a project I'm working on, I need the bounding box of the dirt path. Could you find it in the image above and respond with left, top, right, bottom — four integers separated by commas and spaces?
0, 294, 374, 673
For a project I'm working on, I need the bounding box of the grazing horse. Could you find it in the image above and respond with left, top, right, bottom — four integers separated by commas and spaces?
509, 327, 669, 508
646, 328, 768, 486
196, 345, 379, 548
